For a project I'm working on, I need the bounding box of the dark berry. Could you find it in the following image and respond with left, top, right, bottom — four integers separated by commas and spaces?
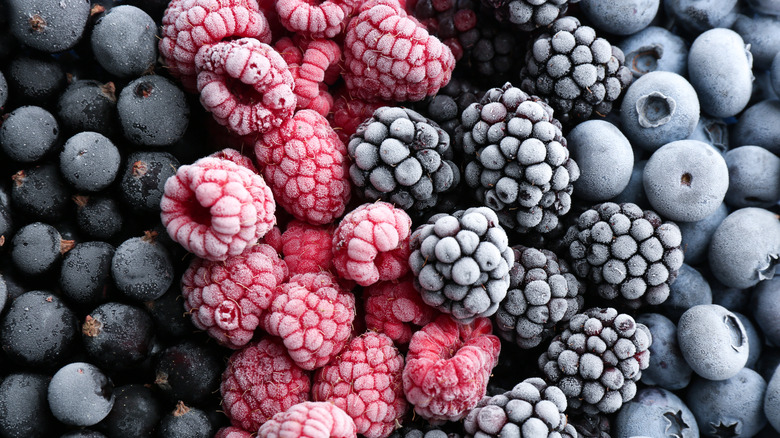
60, 431, 108, 438
10, 163, 72, 222
57, 80, 118, 137
74, 195, 124, 241
95, 383, 162, 437
117, 75, 189, 147
144, 286, 196, 342
0, 373, 60, 437
0, 71, 7, 111
5, 54, 67, 107
82, 302, 154, 370
119, 151, 180, 212
0, 105, 60, 163
90, 6, 158, 78
111, 232, 174, 302
6, 0, 90, 53
59, 132, 121, 192
154, 341, 224, 406
48, 362, 115, 427
10, 222, 70, 277
157, 401, 214, 438
0, 185, 13, 248
59, 241, 115, 308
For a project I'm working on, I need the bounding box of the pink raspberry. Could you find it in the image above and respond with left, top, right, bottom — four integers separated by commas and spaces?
258, 401, 357, 438
209, 147, 258, 172
215, 427, 254, 438
276, 0, 360, 39
196, 38, 296, 136
160, 0, 272, 92
342, 2, 455, 102
332, 202, 412, 287
312, 332, 408, 438
181, 243, 288, 348
275, 37, 341, 116
328, 90, 388, 144
221, 338, 312, 432
254, 109, 351, 226
402, 315, 501, 423
259, 225, 284, 254
364, 275, 438, 345
281, 220, 335, 277
263, 272, 356, 370
160, 154, 276, 261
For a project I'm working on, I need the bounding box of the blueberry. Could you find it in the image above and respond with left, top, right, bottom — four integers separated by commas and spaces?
772, 52, 780, 97
734, 311, 762, 370
620, 72, 700, 153
766, 366, 780, 433
635, 313, 693, 390
48, 362, 115, 426
59, 132, 121, 192
710, 276, 749, 314
96, 384, 162, 437
5, 54, 67, 107
119, 151, 180, 212
611, 160, 649, 208
619, 26, 689, 78
708, 207, 780, 289
10, 163, 72, 222
59, 241, 115, 308
91, 6, 157, 77
687, 28, 753, 118
643, 140, 729, 222
687, 115, 729, 153
686, 368, 768, 437
111, 234, 174, 302
614, 387, 699, 438
0, 373, 60, 437
118, 75, 189, 147
57, 80, 118, 137
0, 105, 60, 163
566, 120, 633, 201
578, 0, 658, 35
157, 401, 214, 438
724, 146, 780, 209
664, 0, 738, 33
752, 276, 780, 348
82, 302, 155, 370
677, 304, 749, 381
10, 222, 66, 277
731, 100, 780, 156
732, 13, 780, 71
74, 195, 124, 241
154, 341, 223, 406
6, 0, 90, 53
658, 263, 712, 322
676, 202, 728, 266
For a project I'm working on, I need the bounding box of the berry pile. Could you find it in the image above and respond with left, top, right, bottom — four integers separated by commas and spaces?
1, 0, 780, 437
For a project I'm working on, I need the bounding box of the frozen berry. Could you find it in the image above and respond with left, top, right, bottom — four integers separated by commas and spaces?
154, 341, 223, 406
48, 362, 115, 427
111, 232, 174, 302
0, 373, 59, 437
0, 105, 60, 163
90, 5, 158, 78
120, 151, 180, 213
81, 302, 155, 370
59, 241, 114, 308
6, 0, 90, 52
10, 164, 71, 223
57, 80, 117, 137
117, 75, 189, 147
98, 384, 163, 438
59, 132, 121, 192
158, 401, 214, 438
363, 275, 438, 345
257, 401, 357, 438
10, 222, 70, 277
280, 220, 335, 277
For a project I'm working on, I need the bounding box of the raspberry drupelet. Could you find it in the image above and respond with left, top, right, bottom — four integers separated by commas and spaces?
258, 401, 357, 438
255, 109, 352, 226
221, 338, 311, 432
276, 0, 360, 38
275, 37, 341, 116
160, 153, 276, 262
332, 201, 413, 287
280, 220, 335, 277
180, 243, 288, 349
312, 331, 408, 438
329, 89, 390, 144
363, 275, 439, 345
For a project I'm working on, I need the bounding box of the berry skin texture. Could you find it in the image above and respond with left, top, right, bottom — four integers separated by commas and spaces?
255, 109, 351, 226
403, 315, 501, 423
363, 275, 438, 345
329, 90, 389, 144
221, 338, 311, 432
159, 0, 272, 92
7, 0, 90, 53
343, 2, 456, 102
215, 427, 254, 438
258, 401, 357, 438
181, 243, 288, 349
276, 0, 354, 39
275, 37, 341, 116
312, 332, 408, 438
48, 362, 115, 427
263, 272, 356, 370
332, 202, 413, 286
160, 153, 276, 262
280, 220, 335, 277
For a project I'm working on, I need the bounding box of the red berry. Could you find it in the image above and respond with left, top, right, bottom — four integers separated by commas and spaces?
280, 220, 335, 277
258, 401, 357, 438
328, 89, 388, 144
215, 427, 254, 438
363, 275, 438, 345
276, 0, 356, 39
275, 37, 341, 117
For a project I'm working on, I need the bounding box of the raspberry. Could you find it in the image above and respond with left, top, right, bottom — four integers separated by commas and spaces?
342, 2, 456, 102
402, 314, 501, 423
258, 401, 357, 438
329, 89, 389, 144
215, 427, 254, 438
332, 202, 413, 287
281, 220, 335, 277
221, 338, 312, 432
312, 332, 408, 438
263, 272, 356, 370
181, 243, 288, 348
196, 38, 297, 136
259, 225, 284, 254
255, 109, 352, 226
363, 275, 438, 345
275, 37, 341, 116
209, 147, 258, 172
276, 0, 356, 39
160, 154, 276, 261
159, 0, 272, 92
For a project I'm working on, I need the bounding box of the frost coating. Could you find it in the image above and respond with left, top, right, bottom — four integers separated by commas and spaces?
636, 91, 676, 128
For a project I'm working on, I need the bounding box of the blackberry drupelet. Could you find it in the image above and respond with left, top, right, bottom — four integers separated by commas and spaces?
457, 82, 580, 235
412, 0, 479, 62
414, 70, 484, 141
487, 0, 569, 31
463, 377, 578, 437
494, 245, 585, 349
409, 206, 514, 322
348, 106, 460, 213
389, 423, 464, 438
538, 307, 652, 415
562, 202, 684, 308
520, 16, 633, 125
462, 14, 525, 86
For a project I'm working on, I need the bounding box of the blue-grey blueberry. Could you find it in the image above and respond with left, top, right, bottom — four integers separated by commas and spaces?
687, 116, 729, 153
615, 387, 699, 438
677, 202, 728, 266
724, 146, 780, 209
611, 159, 649, 208
578, 0, 658, 35
752, 276, 780, 347
677, 304, 749, 380
732, 100, 780, 156
733, 311, 762, 370
766, 366, 780, 432
664, 0, 738, 33
619, 26, 688, 78
772, 52, 780, 97
567, 120, 634, 201
658, 263, 712, 323
733, 14, 780, 70
636, 313, 693, 390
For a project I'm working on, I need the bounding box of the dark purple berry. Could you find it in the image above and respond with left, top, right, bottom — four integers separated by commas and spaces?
48, 362, 115, 427
111, 232, 174, 302
154, 341, 224, 406
82, 302, 154, 370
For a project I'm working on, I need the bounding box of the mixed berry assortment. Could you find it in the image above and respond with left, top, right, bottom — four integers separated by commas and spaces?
1, 0, 780, 437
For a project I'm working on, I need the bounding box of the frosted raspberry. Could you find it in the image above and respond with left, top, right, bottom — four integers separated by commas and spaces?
258, 401, 357, 438
276, 0, 359, 39
263, 272, 356, 370
402, 315, 501, 423
329, 89, 388, 144
196, 38, 296, 136
209, 147, 258, 172
160, 155, 276, 261
254, 109, 351, 226
364, 275, 438, 345
342, 2, 455, 102
281, 220, 335, 277
259, 225, 284, 254
215, 427, 253, 438
275, 37, 341, 116
181, 243, 288, 348
221, 338, 311, 432
332, 202, 412, 287
160, 0, 272, 92
312, 332, 407, 438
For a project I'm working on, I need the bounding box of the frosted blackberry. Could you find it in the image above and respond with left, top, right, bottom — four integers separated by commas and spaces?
457, 82, 580, 235
389, 424, 463, 438
463, 377, 577, 437
413, 0, 479, 62
409, 206, 514, 322
348, 106, 459, 213
486, 0, 570, 31
520, 16, 633, 125
562, 202, 684, 308
538, 307, 652, 415
414, 71, 484, 141
463, 16, 525, 86
494, 245, 585, 349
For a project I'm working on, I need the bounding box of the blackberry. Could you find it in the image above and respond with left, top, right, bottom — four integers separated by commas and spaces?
494, 245, 585, 349
562, 202, 684, 308
484, 0, 569, 31
414, 70, 484, 141
348, 106, 460, 213
520, 16, 633, 126
409, 206, 514, 322
390, 423, 464, 438
412, 0, 479, 61
457, 82, 580, 235
538, 307, 652, 415
462, 14, 525, 87
463, 377, 577, 437
567, 412, 611, 438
